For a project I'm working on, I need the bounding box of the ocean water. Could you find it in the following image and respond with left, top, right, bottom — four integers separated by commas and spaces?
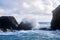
39, 22, 50, 28
0, 22, 60, 40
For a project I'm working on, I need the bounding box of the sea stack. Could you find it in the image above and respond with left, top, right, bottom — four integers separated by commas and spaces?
51, 5, 60, 30
0, 16, 18, 32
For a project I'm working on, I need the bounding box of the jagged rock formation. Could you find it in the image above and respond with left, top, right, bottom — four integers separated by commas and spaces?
0, 16, 18, 32
51, 5, 60, 30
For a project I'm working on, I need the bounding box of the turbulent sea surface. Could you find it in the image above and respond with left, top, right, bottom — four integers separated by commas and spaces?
0, 22, 60, 40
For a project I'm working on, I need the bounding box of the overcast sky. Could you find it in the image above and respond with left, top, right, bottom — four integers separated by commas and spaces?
0, 0, 60, 23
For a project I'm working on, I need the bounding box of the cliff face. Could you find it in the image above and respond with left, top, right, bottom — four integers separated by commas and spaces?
51, 5, 60, 30
0, 16, 18, 32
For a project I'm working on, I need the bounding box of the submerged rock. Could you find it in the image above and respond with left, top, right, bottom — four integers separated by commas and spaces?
0, 16, 18, 32
51, 5, 60, 30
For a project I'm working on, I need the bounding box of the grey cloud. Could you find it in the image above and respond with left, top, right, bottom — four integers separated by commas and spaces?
0, 0, 59, 22
0, 0, 55, 15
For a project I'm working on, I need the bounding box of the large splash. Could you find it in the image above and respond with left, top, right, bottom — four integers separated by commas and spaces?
19, 17, 40, 30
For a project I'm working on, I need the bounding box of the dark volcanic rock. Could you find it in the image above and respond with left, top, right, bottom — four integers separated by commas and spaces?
18, 19, 33, 30
51, 5, 60, 30
0, 16, 18, 32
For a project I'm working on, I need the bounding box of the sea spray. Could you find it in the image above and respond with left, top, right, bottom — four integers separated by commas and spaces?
19, 17, 40, 30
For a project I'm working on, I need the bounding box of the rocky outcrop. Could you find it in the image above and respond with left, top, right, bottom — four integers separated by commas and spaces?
18, 22, 32, 30
51, 5, 60, 30
0, 16, 18, 32
18, 18, 34, 30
